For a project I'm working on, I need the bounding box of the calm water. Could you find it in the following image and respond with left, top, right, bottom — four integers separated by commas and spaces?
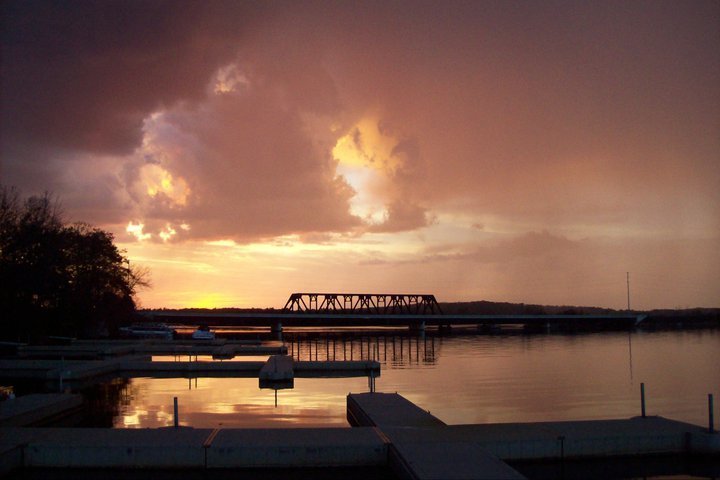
78, 328, 719, 429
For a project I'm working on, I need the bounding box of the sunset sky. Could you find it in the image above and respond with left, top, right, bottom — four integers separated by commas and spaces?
2, 1, 718, 310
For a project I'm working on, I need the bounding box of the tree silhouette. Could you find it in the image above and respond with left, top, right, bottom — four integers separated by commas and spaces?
0, 186, 149, 340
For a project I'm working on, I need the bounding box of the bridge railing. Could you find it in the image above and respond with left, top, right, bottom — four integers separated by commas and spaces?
282, 293, 443, 315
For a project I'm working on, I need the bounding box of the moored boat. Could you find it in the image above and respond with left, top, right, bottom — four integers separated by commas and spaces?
119, 323, 176, 340
191, 325, 215, 340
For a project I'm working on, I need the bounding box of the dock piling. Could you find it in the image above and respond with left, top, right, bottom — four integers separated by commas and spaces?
173, 397, 179, 428
641, 383, 646, 418
710, 393, 715, 434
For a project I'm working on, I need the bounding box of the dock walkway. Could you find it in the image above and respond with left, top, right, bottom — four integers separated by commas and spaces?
0, 426, 388, 475
1, 391, 717, 477
0, 356, 380, 383
349, 392, 525, 479
0, 394, 83, 427
347, 392, 720, 480
15, 341, 285, 360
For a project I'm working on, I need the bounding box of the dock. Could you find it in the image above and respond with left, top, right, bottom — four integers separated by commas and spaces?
14, 340, 286, 360
0, 426, 388, 475
1, 337, 717, 478
347, 392, 720, 480
259, 355, 294, 382
0, 356, 379, 383
0, 393, 83, 427
348, 392, 525, 479
1, 391, 718, 478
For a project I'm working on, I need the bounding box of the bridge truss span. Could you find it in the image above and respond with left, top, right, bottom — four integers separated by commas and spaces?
282, 293, 443, 315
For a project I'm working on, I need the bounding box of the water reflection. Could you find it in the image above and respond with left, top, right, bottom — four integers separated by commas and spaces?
107, 377, 369, 428
286, 333, 438, 366
46, 329, 719, 430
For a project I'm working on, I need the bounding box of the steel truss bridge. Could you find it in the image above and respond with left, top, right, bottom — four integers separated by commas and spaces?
148, 292, 646, 332
282, 293, 443, 315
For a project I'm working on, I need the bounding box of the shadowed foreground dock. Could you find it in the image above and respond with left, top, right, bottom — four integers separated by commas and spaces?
2, 391, 718, 479
348, 392, 719, 479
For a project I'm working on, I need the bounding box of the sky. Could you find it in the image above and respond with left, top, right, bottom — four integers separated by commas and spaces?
1, 0, 718, 310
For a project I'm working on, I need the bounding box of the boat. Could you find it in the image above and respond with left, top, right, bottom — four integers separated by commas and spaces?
191, 325, 215, 340
119, 323, 176, 340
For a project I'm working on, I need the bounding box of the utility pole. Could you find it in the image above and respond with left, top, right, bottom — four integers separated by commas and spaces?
626, 272, 631, 311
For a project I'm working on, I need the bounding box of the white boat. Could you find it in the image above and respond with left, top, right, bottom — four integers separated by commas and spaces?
119, 323, 176, 340
191, 325, 215, 340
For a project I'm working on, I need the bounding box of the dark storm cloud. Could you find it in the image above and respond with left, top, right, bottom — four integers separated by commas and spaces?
1, 0, 248, 155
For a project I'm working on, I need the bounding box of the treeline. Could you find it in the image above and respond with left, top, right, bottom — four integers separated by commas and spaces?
0, 187, 148, 341
439, 300, 617, 315
149, 307, 279, 313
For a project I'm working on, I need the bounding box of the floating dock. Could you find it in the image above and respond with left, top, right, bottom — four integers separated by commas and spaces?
0, 356, 379, 383
348, 392, 720, 479
348, 392, 525, 479
1, 391, 718, 478
0, 393, 83, 427
0, 426, 388, 475
15, 340, 285, 360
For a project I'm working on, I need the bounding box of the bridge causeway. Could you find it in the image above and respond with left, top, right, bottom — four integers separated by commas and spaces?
149, 292, 646, 332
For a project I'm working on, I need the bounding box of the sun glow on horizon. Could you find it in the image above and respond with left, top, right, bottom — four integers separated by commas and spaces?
188, 292, 240, 309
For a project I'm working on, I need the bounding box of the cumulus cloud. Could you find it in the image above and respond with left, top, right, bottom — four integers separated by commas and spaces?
3, 1, 718, 242
1, 1, 718, 308
1, 0, 247, 155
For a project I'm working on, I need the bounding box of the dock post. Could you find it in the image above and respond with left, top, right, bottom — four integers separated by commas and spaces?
59, 356, 65, 393
709, 394, 715, 434
368, 369, 375, 393
173, 397, 179, 428
641, 383, 646, 418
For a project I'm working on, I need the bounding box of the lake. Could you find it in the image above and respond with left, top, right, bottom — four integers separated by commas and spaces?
79, 328, 718, 430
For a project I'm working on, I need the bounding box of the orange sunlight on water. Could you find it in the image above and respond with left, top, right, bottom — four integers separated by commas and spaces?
110, 330, 718, 429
